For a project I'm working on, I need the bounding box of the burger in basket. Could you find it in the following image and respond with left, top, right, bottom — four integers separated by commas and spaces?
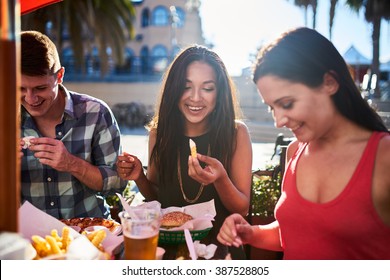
160, 211, 193, 229
158, 202, 215, 245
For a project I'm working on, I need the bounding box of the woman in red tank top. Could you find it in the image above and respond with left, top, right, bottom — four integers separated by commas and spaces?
217, 27, 390, 260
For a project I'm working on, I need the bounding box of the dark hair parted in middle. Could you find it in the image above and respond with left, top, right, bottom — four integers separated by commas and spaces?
148, 45, 242, 183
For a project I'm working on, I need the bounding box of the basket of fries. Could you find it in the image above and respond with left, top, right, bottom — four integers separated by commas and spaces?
19, 202, 124, 260
31, 226, 109, 260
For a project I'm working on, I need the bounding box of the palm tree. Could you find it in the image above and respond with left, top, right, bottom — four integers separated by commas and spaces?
311, 0, 318, 29
289, 0, 318, 29
21, 0, 136, 75
329, 0, 338, 40
345, 0, 390, 99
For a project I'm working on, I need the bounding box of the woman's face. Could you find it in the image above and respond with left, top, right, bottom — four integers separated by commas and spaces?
256, 75, 337, 142
179, 61, 217, 135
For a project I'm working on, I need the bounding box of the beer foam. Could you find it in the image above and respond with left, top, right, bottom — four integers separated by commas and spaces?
124, 226, 158, 239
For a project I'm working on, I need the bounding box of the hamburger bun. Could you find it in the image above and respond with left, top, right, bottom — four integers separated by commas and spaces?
161, 211, 193, 229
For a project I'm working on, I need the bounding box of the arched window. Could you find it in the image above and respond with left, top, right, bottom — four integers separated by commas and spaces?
152, 45, 168, 62
152, 45, 168, 73
152, 6, 169, 26
141, 8, 149, 27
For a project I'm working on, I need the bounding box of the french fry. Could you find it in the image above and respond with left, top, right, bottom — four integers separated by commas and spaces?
189, 139, 197, 158
46, 235, 61, 255
31, 226, 107, 259
32, 235, 46, 245
51, 229, 61, 241
33, 243, 50, 258
31, 235, 50, 258
91, 230, 106, 248
61, 226, 71, 250
86, 230, 99, 241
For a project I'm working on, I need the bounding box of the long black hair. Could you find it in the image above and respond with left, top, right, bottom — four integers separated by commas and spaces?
148, 45, 242, 183
253, 27, 387, 132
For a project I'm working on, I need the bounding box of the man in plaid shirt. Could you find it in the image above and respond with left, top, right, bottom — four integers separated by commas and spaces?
19, 30, 127, 219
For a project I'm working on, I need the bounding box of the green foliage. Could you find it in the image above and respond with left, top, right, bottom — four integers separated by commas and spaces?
106, 181, 136, 207
106, 193, 120, 207
251, 169, 282, 218
21, 0, 136, 75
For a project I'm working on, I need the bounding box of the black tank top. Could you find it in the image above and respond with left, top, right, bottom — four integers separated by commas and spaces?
157, 133, 246, 259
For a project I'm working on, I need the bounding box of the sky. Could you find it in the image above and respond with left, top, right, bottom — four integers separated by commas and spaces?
199, 0, 390, 76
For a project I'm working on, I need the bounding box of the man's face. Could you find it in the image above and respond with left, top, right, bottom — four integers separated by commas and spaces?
20, 69, 63, 119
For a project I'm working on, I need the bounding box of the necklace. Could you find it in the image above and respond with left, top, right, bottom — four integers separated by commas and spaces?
177, 144, 210, 203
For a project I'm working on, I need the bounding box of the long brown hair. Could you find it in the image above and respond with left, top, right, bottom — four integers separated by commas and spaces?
253, 27, 387, 132
147, 45, 242, 183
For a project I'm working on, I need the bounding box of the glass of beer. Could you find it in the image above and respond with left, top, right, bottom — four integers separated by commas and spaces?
119, 208, 161, 260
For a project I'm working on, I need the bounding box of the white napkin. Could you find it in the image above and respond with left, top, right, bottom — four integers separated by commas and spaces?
66, 235, 100, 260
134, 200, 162, 211
193, 241, 217, 260
0, 232, 31, 259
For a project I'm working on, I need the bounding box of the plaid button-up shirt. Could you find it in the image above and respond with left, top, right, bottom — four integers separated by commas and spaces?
21, 85, 127, 219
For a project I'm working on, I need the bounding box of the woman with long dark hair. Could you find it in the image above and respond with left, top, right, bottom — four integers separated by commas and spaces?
218, 27, 390, 259
117, 45, 253, 259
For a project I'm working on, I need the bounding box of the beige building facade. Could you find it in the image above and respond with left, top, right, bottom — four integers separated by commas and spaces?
64, 0, 277, 141
65, 0, 264, 112
129, 0, 205, 56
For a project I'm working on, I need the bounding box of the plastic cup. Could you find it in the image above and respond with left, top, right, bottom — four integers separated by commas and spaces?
119, 209, 161, 260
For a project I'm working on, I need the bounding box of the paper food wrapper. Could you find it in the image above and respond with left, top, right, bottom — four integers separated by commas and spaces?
159, 199, 216, 231
193, 240, 217, 260
18, 201, 123, 259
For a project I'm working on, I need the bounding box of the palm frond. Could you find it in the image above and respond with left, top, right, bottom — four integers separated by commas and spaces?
21, 0, 135, 75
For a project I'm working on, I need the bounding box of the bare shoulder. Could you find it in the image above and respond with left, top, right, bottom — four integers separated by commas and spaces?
377, 133, 390, 172
375, 133, 390, 193
147, 129, 157, 152
377, 133, 390, 163
234, 120, 251, 142
149, 128, 157, 140
374, 133, 390, 226
235, 120, 250, 135
235, 120, 249, 130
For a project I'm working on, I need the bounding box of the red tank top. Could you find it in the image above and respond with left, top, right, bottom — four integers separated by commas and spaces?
275, 131, 390, 259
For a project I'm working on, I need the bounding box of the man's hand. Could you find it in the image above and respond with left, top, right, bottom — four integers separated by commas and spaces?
28, 137, 74, 172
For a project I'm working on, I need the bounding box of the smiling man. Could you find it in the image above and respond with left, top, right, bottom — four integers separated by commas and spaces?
19, 30, 127, 219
